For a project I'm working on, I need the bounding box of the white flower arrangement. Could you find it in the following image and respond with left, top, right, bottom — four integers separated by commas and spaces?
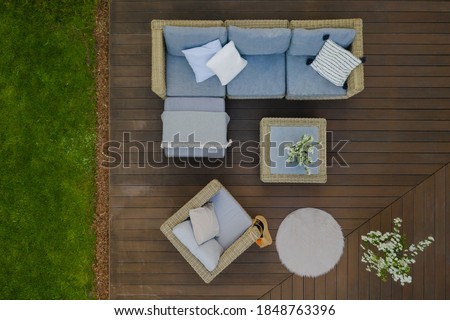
285, 134, 319, 175
360, 217, 434, 286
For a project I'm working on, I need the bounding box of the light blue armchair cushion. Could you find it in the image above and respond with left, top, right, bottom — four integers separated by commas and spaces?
286, 55, 347, 98
227, 54, 286, 98
166, 54, 225, 97
209, 189, 252, 250
288, 28, 356, 56
173, 220, 224, 271
228, 26, 291, 55
164, 26, 227, 56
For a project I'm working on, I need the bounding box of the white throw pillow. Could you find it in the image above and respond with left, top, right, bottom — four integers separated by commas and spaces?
182, 39, 222, 83
189, 202, 220, 245
206, 41, 247, 86
172, 220, 224, 272
311, 39, 362, 87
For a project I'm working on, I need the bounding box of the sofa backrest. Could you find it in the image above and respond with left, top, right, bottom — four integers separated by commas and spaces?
288, 28, 356, 56
163, 26, 227, 56
227, 26, 291, 55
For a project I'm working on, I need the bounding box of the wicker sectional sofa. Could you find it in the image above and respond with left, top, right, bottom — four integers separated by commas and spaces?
151, 19, 364, 100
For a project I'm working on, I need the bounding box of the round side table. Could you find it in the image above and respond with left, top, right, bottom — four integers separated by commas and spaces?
276, 208, 344, 277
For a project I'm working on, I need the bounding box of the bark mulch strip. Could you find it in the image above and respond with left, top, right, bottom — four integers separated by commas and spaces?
94, 0, 110, 300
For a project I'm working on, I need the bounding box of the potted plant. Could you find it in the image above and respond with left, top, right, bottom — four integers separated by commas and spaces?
285, 134, 320, 175
360, 217, 434, 285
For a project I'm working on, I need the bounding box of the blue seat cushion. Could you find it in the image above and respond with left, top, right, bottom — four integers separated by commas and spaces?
227, 54, 286, 98
163, 26, 227, 56
164, 97, 225, 112
209, 189, 252, 249
166, 54, 225, 97
288, 28, 356, 56
228, 26, 291, 55
286, 55, 347, 98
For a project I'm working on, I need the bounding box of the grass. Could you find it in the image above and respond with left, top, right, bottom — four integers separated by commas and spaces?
0, 0, 98, 299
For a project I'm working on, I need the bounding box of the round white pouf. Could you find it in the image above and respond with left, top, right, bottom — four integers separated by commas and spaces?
276, 208, 344, 277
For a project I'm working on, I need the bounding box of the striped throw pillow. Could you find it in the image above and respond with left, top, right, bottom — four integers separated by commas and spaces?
311, 39, 361, 87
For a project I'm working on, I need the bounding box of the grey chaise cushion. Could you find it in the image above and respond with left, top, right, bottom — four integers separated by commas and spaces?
166, 54, 225, 97
227, 54, 286, 98
161, 97, 230, 158
286, 55, 346, 98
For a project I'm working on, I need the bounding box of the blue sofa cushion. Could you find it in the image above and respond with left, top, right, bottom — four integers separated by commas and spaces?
166, 54, 225, 97
209, 189, 252, 249
227, 54, 286, 98
228, 26, 291, 55
164, 26, 227, 56
288, 28, 356, 56
286, 55, 347, 98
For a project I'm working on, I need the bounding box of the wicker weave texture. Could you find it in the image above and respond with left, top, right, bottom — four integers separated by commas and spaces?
260, 118, 327, 184
160, 179, 260, 283
225, 20, 289, 28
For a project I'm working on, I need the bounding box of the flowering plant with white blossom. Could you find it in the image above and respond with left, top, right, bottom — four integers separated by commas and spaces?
360, 218, 434, 286
285, 134, 320, 175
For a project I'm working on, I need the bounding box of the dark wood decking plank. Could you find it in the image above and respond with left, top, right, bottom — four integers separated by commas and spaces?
281, 276, 293, 300
303, 277, 315, 300
434, 167, 446, 299
391, 199, 404, 299
413, 182, 425, 299
380, 207, 393, 299
325, 266, 337, 300
112, 1, 450, 13
270, 284, 282, 300
369, 214, 381, 299
347, 232, 359, 299
358, 222, 370, 299
336, 239, 348, 299
314, 275, 326, 300
423, 176, 436, 299
292, 275, 304, 300
402, 190, 415, 299
446, 164, 450, 299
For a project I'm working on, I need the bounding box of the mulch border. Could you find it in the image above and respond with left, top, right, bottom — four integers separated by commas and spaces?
93, 0, 110, 300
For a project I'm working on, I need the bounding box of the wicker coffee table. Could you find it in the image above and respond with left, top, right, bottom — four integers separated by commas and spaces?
260, 118, 327, 183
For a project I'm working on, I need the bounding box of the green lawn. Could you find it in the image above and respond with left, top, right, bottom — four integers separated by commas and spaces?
0, 1, 98, 299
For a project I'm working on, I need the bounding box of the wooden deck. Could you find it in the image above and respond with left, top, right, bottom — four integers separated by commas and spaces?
109, 0, 450, 299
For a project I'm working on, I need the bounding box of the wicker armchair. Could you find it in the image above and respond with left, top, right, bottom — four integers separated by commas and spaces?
160, 179, 268, 283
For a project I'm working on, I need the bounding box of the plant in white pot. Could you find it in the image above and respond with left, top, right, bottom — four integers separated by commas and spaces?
360, 217, 434, 286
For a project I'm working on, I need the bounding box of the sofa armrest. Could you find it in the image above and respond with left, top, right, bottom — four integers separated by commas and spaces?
211, 225, 261, 280
289, 18, 364, 99
151, 20, 225, 99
